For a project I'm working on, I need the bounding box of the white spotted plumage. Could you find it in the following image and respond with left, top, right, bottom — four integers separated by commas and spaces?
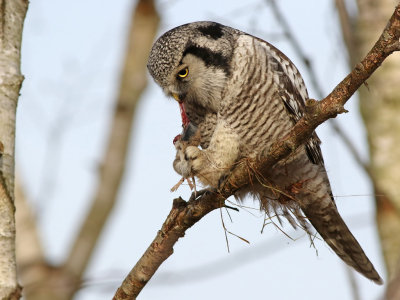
147, 21, 382, 284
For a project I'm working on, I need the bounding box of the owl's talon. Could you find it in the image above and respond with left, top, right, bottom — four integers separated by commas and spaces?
217, 173, 229, 190
189, 188, 210, 201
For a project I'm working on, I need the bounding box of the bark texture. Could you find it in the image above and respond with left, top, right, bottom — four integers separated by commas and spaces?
355, 0, 400, 281
0, 0, 28, 299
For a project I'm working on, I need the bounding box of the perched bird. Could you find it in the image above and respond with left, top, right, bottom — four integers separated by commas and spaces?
147, 21, 382, 284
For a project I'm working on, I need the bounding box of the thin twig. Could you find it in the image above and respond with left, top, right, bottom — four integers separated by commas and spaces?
224, 204, 239, 212
345, 267, 361, 300
335, 0, 357, 65
220, 207, 230, 252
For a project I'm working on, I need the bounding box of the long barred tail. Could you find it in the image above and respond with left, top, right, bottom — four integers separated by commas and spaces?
301, 199, 383, 284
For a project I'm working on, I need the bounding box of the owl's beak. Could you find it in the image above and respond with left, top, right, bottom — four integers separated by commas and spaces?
172, 93, 182, 103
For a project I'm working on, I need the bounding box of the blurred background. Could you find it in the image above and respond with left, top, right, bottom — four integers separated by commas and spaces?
15, 0, 400, 299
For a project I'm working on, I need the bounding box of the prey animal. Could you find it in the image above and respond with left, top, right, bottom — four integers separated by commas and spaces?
147, 21, 382, 284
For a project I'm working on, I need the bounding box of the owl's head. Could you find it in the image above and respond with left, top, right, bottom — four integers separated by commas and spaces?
147, 22, 238, 112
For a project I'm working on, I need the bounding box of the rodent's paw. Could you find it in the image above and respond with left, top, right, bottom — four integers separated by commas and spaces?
173, 145, 205, 178
173, 158, 191, 178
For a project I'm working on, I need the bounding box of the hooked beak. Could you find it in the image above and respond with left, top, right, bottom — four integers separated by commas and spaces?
172, 93, 181, 103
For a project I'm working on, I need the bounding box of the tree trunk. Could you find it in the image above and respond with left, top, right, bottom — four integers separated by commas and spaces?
0, 0, 28, 299
355, 0, 400, 281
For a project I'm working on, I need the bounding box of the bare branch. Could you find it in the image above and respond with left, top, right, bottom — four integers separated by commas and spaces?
335, 0, 357, 65
345, 267, 361, 300
268, 0, 373, 179
113, 194, 225, 299
61, 0, 160, 295
113, 3, 400, 299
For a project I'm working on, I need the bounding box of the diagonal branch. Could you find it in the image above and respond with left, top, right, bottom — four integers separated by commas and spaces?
62, 0, 159, 295
268, 0, 373, 179
113, 4, 400, 299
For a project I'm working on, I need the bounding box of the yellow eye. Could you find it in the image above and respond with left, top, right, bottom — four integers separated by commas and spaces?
177, 67, 189, 78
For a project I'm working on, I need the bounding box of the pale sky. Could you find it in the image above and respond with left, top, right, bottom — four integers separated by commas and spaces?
18, 0, 385, 299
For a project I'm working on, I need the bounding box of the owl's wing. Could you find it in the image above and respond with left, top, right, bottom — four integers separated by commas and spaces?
248, 37, 382, 284
255, 38, 324, 165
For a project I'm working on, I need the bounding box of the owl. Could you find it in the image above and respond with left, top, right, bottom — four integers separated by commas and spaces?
147, 21, 382, 284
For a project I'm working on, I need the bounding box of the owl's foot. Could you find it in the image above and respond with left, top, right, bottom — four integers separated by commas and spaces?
189, 188, 213, 201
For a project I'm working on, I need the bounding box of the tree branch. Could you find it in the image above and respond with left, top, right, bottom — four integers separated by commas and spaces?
113, 3, 400, 299
268, 0, 373, 180
113, 193, 225, 299
63, 0, 159, 290
335, 0, 357, 65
